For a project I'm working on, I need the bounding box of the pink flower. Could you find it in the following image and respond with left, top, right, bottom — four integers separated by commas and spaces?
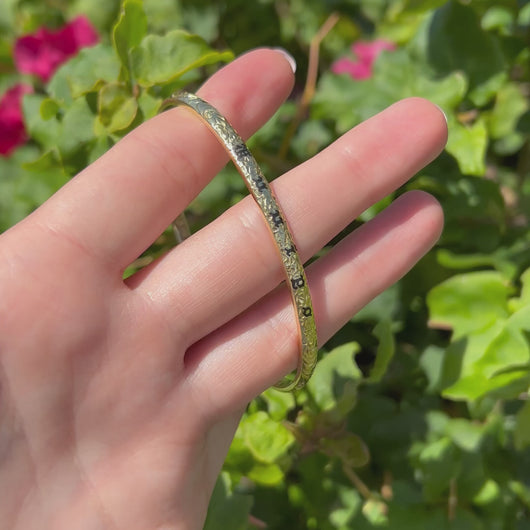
332, 39, 396, 80
0, 84, 33, 156
14, 16, 99, 83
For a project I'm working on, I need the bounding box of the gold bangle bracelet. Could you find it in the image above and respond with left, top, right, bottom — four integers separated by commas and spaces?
163, 91, 318, 391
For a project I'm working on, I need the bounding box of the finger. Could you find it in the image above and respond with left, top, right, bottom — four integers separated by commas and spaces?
27, 49, 295, 270
182, 191, 443, 414
135, 98, 447, 346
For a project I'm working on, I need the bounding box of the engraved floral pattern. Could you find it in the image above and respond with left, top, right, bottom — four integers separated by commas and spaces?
174, 91, 318, 390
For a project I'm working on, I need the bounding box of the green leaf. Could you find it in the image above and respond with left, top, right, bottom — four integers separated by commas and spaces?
58, 96, 97, 157
97, 82, 138, 132
439, 329, 503, 396
224, 429, 254, 479
130, 30, 233, 87
21, 149, 62, 173
353, 283, 400, 323
426, 2, 506, 104
472, 479, 500, 505
417, 436, 461, 501
469, 71, 507, 110
493, 86, 528, 134
320, 433, 370, 468
478, 311, 530, 377
87, 134, 113, 165
448, 508, 487, 530
509, 480, 530, 510
368, 319, 395, 383
420, 345, 446, 393
112, 0, 147, 78
312, 73, 367, 133
313, 49, 467, 134
443, 370, 529, 402
519, 4, 530, 26
48, 44, 121, 102
203, 472, 253, 530
240, 411, 294, 464
69, 0, 121, 34
142, 0, 184, 35
436, 248, 517, 279
509, 268, 530, 312
438, 304, 530, 401
445, 116, 488, 176
247, 463, 284, 486
482, 6, 515, 33
22, 94, 61, 149
445, 418, 485, 452
39, 98, 60, 120
424, 410, 451, 438
261, 388, 296, 421
436, 175, 506, 253
0, 0, 17, 30
385, 46, 469, 110
487, 82, 529, 155
291, 120, 333, 160
68, 0, 121, 35
137, 90, 162, 120
427, 271, 511, 338
0, 147, 68, 232
329, 487, 362, 527
428, 270, 530, 401
306, 342, 361, 412
514, 401, 530, 450
24, 94, 96, 173
182, 4, 221, 43
362, 498, 388, 526
403, 0, 448, 13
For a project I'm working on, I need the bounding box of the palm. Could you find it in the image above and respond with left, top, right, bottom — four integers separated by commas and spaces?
0, 49, 446, 529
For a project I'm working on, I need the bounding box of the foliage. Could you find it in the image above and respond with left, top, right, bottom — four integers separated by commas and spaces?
2, 0, 530, 528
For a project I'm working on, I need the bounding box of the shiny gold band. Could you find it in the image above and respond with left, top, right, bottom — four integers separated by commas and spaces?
163, 91, 318, 391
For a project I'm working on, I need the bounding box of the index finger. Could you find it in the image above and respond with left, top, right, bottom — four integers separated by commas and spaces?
21, 49, 295, 271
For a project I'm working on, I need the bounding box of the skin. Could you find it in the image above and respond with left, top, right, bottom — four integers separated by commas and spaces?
0, 49, 447, 529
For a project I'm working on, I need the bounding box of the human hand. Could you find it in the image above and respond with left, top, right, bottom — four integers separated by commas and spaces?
0, 49, 446, 529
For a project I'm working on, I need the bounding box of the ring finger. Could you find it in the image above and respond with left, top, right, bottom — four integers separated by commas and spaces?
182, 190, 444, 413
133, 98, 447, 348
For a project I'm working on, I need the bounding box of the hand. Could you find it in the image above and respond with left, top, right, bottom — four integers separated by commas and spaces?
0, 49, 446, 529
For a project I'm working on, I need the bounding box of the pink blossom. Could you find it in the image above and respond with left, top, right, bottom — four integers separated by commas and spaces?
0, 84, 33, 156
332, 39, 396, 80
14, 16, 99, 83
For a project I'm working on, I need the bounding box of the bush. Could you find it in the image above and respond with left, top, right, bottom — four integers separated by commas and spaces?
1, 1, 530, 528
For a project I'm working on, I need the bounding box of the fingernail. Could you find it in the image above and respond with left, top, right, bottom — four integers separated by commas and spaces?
272, 47, 297, 74
434, 104, 448, 124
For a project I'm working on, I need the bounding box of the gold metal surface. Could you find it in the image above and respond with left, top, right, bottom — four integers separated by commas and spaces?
165, 91, 318, 391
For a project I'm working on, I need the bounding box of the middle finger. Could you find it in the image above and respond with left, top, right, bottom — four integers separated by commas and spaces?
133, 97, 447, 346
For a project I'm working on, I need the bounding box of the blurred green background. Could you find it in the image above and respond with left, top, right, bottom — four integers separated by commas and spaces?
1, 1, 530, 528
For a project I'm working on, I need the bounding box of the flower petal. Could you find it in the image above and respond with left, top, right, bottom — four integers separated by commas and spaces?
331, 57, 372, 80
14, 16, 99, 82
352, 39, 396, 65
333, 39, 396, 81
0, 84, 33, 156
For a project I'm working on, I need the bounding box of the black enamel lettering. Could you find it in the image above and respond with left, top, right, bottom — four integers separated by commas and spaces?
284, 244, 297, 257
291, 276, 305, 289
253, 178, 268, 192
233, 143, 251, 159
271, 210, 283, 228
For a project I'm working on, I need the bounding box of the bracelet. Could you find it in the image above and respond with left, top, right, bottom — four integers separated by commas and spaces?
163, 91, 318, 391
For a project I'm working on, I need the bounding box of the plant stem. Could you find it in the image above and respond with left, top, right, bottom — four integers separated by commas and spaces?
342, 464, 373, 501
448, 478, 458, 521
278, 12, 339, 159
